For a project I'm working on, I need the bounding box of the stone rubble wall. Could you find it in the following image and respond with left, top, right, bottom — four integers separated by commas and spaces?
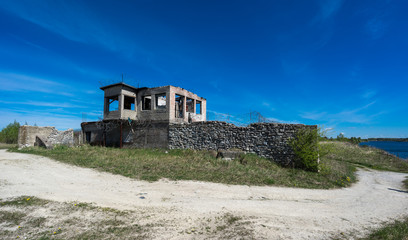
168, 121, 317, 166
18, 125, 74, 148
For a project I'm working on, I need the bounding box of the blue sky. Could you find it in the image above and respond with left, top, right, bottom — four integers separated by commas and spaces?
0, 0, 407, 138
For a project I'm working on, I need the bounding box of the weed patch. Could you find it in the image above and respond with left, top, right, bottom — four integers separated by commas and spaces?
0, 210, 26, 225
0, 143, 17, 149
0, 196, 153, 239
359, 217, 408, 240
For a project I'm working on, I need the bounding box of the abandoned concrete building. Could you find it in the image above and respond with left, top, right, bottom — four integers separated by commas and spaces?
81, 82, 317, 166
81, 83, 207, 148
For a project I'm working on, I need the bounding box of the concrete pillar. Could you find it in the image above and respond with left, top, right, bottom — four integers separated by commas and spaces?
152, 94, 156, 110
103, 97, 108, 118
202, 100, 207, 121
182, 96, 186, 121
118, 94, 124, 119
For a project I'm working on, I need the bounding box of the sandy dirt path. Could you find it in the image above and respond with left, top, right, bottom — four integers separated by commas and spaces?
1, 149, 407, 239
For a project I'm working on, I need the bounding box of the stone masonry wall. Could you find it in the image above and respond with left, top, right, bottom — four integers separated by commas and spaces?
168, 121, 317, 166
18, 125, 74, 148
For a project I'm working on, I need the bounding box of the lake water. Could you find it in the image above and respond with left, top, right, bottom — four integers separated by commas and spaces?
359, 141, 408, 160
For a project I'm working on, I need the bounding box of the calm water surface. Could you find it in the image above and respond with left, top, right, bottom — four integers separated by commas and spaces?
359, 141, 408, 160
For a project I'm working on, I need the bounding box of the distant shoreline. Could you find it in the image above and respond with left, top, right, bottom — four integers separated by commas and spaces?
364, 138, 408, 142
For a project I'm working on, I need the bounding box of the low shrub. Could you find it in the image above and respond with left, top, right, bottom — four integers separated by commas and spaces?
289, 127, 319, 172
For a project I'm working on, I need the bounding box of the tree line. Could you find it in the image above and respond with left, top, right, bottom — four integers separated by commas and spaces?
0, 121, 20, 144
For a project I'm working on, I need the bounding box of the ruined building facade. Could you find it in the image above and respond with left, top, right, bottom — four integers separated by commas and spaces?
81, 82, 317, 167
81, 83, 207, 148
100, 83, 206, 123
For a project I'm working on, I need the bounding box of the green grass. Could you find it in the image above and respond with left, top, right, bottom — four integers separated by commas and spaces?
0, 143, 17, 149
324, 141, 408, 173
359, 217, 408, 240
0, 196, 48, 207
10, 142, 408, 189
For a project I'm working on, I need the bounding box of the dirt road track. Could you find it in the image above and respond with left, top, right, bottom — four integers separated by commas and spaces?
1, 149, 407, 239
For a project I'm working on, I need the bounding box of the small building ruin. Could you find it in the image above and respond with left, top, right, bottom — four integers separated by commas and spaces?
81, 83, 207, 148
18, 125, 74, 149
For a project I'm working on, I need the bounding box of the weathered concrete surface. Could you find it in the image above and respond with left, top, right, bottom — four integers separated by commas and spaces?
18, 125, 74, 148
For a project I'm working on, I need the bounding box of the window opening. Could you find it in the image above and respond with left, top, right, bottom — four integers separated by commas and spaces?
124, 96, 135, 110
196, 100, 202, 114
175, 94, 184, 118
142, 96, 152, 110
107, 96, 119, 112
155, 93, 167, 110
186, 98, 194, 113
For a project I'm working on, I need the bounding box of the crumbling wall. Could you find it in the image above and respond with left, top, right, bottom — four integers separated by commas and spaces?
123, 122, 169, 149
73, 131, 83, 146
168, 121, 317, 166
18, 125, 74, 148
81, 120, 169, 148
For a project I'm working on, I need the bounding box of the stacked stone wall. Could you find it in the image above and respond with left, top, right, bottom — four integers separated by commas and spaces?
168, 121, 316, 166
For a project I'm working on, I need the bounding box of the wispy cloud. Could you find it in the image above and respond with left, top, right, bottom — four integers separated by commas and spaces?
0, 0, 145, 58
300, 101, 381, 124
366, 17, 387, 39
0, 72, 73, 96
8, 33, 48, 51
317, 0, 345, 20
362, 89, 377, 99
0, 100, 86, 109
261, 101, 276, 111
207, 110, 299, 125
299, 111, 328, 121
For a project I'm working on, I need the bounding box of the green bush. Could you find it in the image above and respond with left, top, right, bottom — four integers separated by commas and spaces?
289, 127, 319, 172
0, 121, 20, 144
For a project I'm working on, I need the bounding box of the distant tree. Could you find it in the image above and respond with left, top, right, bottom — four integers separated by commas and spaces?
0, 120, 20, 144
349, 137, 362, 145
336, 133, 345, 141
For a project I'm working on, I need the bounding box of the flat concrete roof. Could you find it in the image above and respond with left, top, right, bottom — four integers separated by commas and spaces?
100, 82, 144, 91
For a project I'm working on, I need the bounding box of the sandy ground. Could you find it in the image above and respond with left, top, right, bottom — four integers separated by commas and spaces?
0, 149, 407, 239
